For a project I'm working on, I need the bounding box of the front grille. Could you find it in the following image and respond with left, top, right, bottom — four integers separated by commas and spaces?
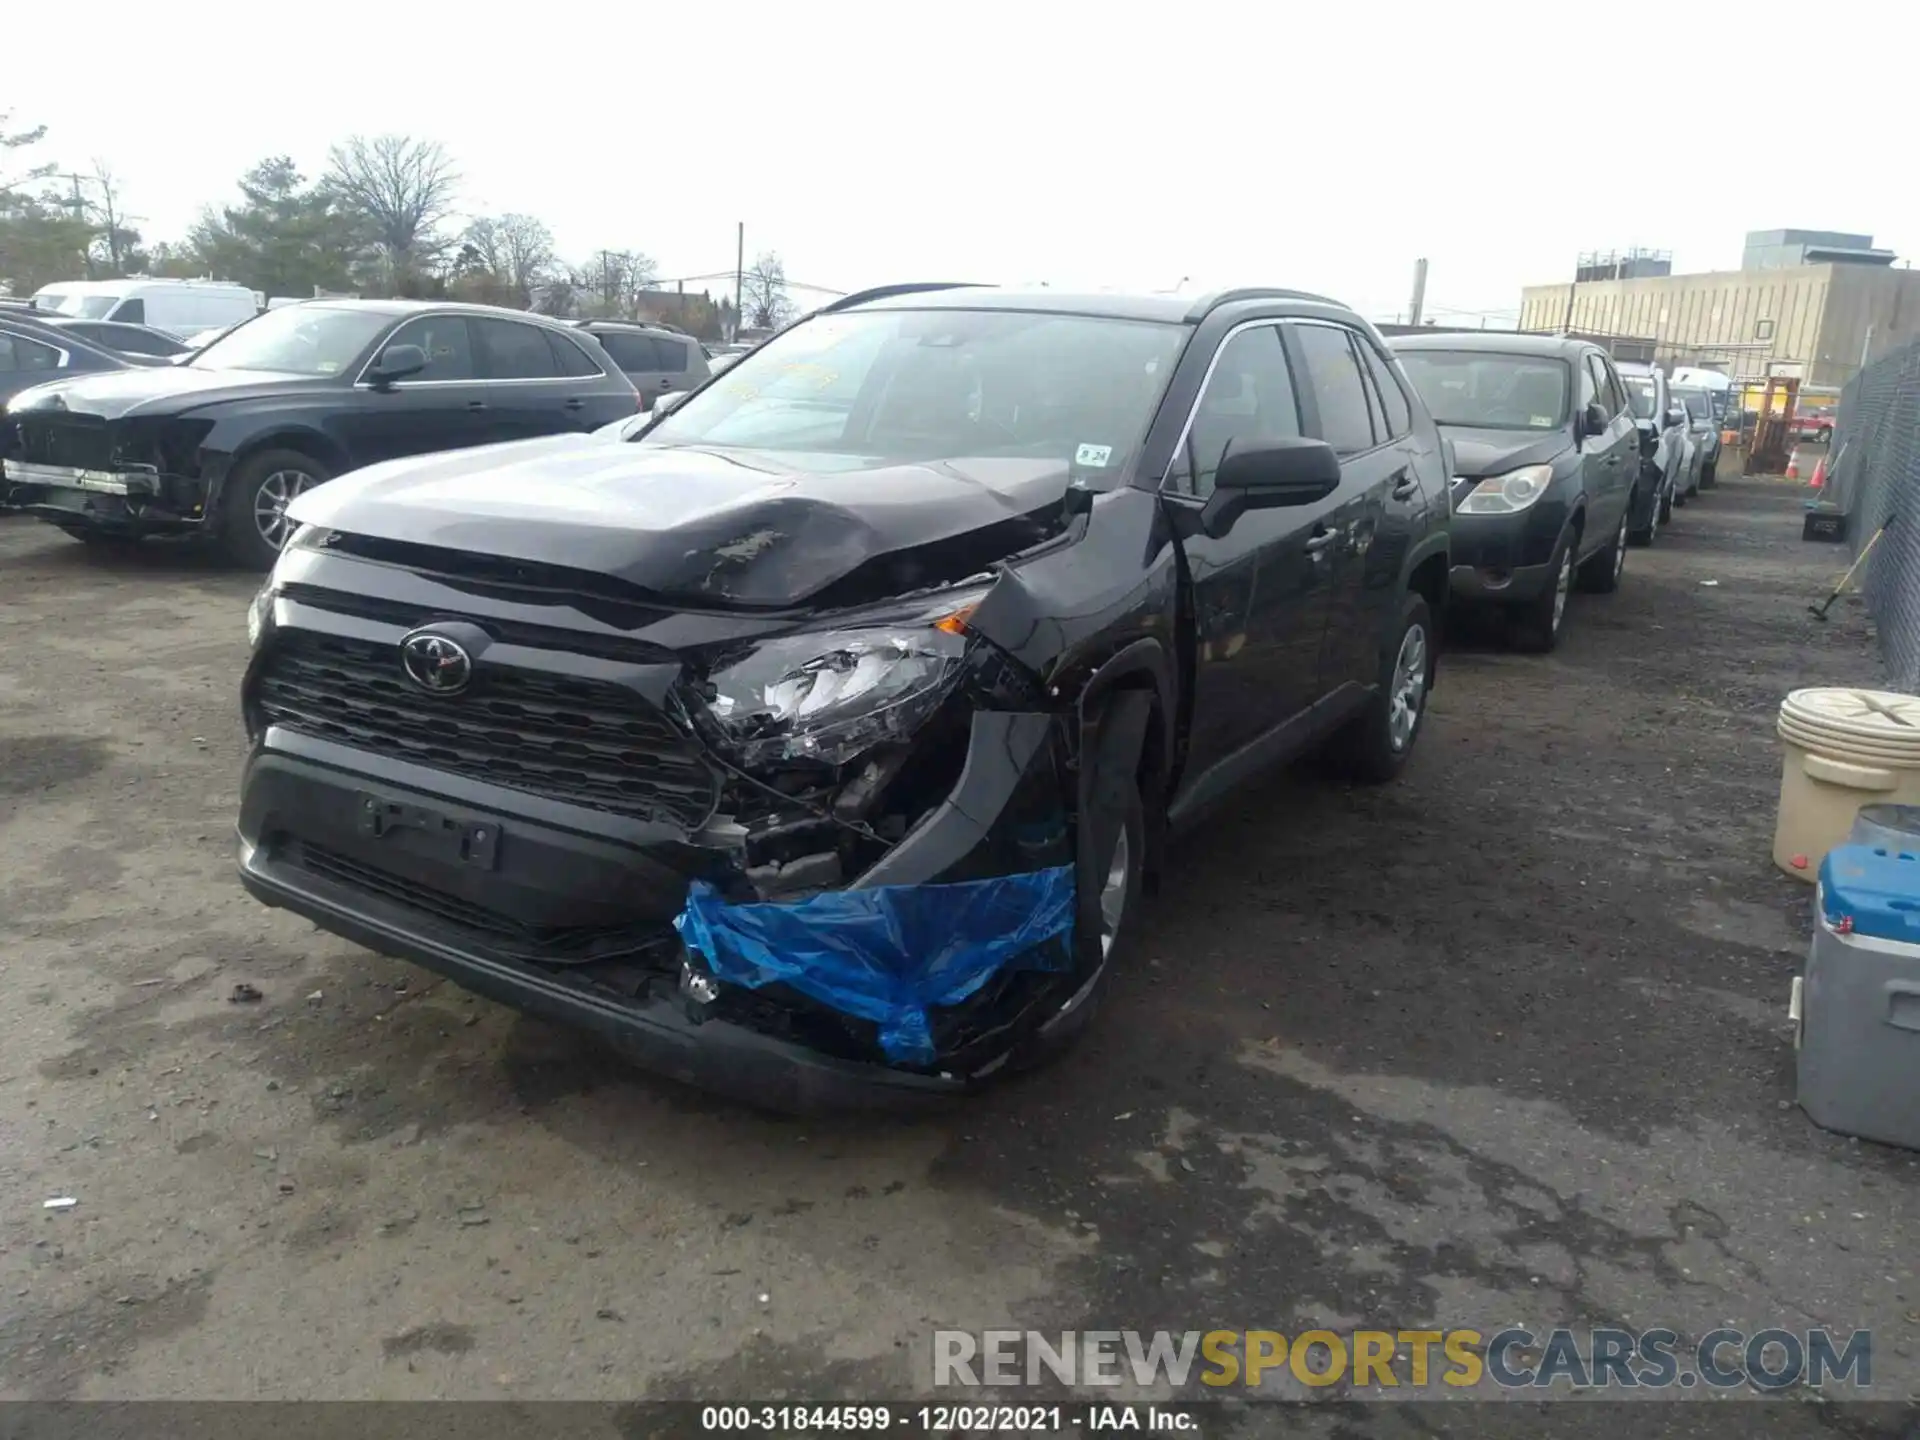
18, 415, 113, 470
256, 629, 719, 827
290, 840, 678, 964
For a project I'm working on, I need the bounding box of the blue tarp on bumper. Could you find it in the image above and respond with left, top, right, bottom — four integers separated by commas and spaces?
673, 867, 1076, 1065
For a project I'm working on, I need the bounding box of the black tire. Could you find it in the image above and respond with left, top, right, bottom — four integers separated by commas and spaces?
1659, 478, 1675, 522
1007, 768, 1145, 1071
1629, 485, 1658, 546
1577, 503, 1630, 594
1327, 591, 1436, 784
1700, 459, 1717, 489
1513, 530, 1574, 653
218, 448, 332, 571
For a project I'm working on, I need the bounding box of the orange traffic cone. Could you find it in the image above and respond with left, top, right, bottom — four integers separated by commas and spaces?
1811, 455, 1827, 488
1785, 448, 1802, 481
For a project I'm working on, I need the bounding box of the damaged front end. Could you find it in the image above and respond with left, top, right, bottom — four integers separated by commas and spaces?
238, 532, 1094, 1106
666, 583, 1085, 1078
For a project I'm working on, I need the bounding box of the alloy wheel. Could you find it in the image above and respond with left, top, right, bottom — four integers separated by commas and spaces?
1388, 623, 1428, 753
1098, 830, 1130, 957
254, 469, 318, 551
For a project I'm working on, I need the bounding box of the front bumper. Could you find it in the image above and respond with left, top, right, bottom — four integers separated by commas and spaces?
1445, 501, 1567, 602
3, 460, 211, 534
238, 831, 971, 1112
236, 703, 1078, 1108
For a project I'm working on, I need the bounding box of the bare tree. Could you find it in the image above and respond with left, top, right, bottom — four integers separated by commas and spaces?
86, 161, 142, 273
325, 135, 458, 289
573, 249, 659, 318
741, 252, 793, 330
495, 213, 557, 298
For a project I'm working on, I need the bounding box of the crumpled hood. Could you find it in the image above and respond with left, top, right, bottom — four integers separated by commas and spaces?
5, 364, 315, 420
1442, 424, 1573, 478
287, 438, 1072, 609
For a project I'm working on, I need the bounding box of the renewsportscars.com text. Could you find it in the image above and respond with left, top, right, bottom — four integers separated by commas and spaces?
933, 1328, 1872, 1391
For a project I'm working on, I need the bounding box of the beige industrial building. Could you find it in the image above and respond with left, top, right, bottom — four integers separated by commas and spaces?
1518, 230, 1920, 389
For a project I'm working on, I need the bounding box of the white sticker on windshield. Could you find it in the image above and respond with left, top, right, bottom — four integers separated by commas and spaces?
1530, 415, 1555, 428
1075, 443, 1114, 467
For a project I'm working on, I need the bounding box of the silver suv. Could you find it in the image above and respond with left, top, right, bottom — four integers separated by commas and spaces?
573, 321, 710, 409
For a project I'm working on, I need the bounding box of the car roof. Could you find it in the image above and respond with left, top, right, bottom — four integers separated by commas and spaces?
837, 283, 1349, 325
288, 298, 577, 327
1390, 330, 1589, 358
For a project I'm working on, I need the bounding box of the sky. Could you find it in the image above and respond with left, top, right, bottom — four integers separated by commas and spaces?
9, 1, 1910, 323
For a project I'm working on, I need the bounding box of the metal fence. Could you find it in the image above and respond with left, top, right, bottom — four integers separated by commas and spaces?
1832, 337, 1920, 688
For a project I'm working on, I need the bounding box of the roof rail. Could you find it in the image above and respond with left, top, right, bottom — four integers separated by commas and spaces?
1185, 286, 1343, 320
816, 282, 987, 314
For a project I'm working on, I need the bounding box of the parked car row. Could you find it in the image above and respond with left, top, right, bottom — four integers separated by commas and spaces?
1387, 334, 1713, 651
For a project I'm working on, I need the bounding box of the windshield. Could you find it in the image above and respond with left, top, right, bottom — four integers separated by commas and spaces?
1395, 351, 1570, 431
644, 308, 1189, 465
34, 290, 117, 319
189, 305, 392, 376
1621, 376, 1658, 420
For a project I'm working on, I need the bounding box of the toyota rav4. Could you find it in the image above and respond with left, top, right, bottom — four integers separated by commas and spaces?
236, 283, 1453, 1108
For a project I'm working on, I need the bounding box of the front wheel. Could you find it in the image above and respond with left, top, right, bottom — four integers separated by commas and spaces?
1700, 459, 1717, 489
1513, 532, 1574, 653
1326, 592, 1435, 784
1659, 479, 1675, 522
1578, 505, 1630, 593
1007, 769, 1144, 1071
219, 448, 332, 571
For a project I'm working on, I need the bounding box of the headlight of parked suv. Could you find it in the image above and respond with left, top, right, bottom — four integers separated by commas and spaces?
246, 581, 274, 649
1456, 465, 1553, 515
701, 595, 980, 770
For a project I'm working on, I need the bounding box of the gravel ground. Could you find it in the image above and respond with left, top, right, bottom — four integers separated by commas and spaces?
1, 482, 1916, 1430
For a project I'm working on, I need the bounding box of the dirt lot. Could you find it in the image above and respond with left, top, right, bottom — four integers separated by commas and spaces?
2, 481, 1916, 1425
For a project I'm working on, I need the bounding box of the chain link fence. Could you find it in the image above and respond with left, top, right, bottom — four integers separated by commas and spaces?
1831, 338, 1920, 689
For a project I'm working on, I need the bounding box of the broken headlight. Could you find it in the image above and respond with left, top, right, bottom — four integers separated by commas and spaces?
703, 598, 979, 769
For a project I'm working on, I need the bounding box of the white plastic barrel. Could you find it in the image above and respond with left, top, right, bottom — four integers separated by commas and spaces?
1775, 688, 1920, 880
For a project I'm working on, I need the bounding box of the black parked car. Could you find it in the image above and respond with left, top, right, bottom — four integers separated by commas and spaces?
234, 282, 1454, 1109
1615, 362, 1688, 530
3, 300, 641, 568
1, 316, 145, 511
38, 317, 195, 359
1392, 333, 1642, 652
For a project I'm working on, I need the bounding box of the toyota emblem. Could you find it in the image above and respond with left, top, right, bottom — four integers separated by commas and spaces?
400, 631, 473, 694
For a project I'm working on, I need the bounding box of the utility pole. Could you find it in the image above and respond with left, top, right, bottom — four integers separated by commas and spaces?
1561, 256, 1579, 335
733, 222, 745, 342
1407, 258, 1429, 328
53, 172, 92, 278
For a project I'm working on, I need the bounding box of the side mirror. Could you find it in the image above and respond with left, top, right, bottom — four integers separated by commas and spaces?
1581, 402, 1610, 438
650, 389, 689, 419
1665, 406, 1688, 429
366, 343, 428, 387
1197, 437, 1342, 539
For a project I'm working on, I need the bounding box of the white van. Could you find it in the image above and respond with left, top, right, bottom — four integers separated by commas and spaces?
29, 279, 262, 339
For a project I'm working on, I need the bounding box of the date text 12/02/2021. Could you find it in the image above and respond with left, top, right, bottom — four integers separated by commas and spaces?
699, 1406, 1199, 1432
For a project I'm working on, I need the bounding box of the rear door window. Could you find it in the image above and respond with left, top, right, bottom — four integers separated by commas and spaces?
547, 330, 605, 377
476, 318, 563, 379
1359, 341, 1412, 438
596, 330, 662, 373
382, 316, 476, 381
654, 336, 691, 374
109, 297, 146, 325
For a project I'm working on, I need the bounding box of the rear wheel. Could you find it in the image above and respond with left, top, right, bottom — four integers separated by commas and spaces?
1578, 505, 1630, 593
1513, 531, 1574, 653
1327, 591, 1435, 783
219, 448, 331, 571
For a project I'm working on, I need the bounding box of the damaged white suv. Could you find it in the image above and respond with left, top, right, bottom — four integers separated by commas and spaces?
236, 282, 1453, 1109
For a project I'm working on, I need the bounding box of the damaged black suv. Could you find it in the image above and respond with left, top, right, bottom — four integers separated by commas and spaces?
236, 283, 1452, 1108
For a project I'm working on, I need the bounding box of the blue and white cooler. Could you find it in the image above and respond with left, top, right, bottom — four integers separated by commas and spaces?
1796, 844, 1920, 1150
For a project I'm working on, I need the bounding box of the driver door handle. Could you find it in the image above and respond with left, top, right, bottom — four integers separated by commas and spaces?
1305, 529, 1339, 555
466, 400, 488, 412
1391, 473, 1419, 500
